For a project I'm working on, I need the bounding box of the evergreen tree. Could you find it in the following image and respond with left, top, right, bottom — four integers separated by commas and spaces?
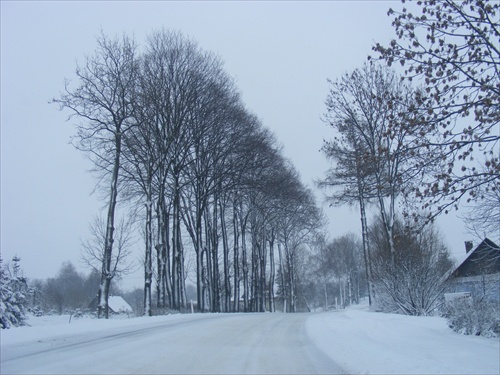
0, 256, 29, 329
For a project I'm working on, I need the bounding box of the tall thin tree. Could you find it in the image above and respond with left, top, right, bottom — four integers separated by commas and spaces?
53, 33, 139, 318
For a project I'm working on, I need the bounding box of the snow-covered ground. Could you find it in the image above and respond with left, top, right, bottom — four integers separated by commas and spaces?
307, 302, 500, 374
1, 302, 499, 374
1, 313, 338, 374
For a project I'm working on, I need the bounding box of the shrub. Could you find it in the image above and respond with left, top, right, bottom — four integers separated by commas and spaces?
444, 298, 499, 337
370, 219, 453, 316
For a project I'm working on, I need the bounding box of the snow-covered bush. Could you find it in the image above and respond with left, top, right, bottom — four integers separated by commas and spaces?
28, 306, 43, 317
0, 256, 29, 329
444, 296, 499, 337
444, 271, 500, 337
370, 219, 453, 316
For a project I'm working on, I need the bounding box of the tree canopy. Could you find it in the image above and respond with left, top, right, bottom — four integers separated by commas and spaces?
373, 0, 499, 219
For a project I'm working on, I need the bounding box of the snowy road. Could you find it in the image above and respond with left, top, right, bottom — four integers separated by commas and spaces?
1, 313, 343, 374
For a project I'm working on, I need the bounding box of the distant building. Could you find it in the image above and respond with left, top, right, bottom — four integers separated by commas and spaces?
445, 238, 500, 301
88, 295, 133, 314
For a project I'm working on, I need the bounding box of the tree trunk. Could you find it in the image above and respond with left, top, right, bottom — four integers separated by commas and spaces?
232, 200, 240, 312
376, 187, 396, 263
156, 243, 162, 309
259, 230, 267, 312
143, 180, 153, 316
211, 198, 220, 312
251, 222, 259, 312
180, 242, 187, 310
220, 198, 231, 312
97, 275, 111, 319
172, 172, 181, 310
268, 231, 275, 313
284, 240, 295, 313
324, 284, 328, 309
277, 242, 286, 313
204, 207, 213, 312
98, 132, 121, 319
196, 210, 204, 312
163, 206, 172, 308
359, 192, 374, 306
241, 211, 249, 312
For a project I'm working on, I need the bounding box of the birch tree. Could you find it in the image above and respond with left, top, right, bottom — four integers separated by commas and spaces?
121, 111, 158, 316
319, 123, 377, 304
322, 63, 426, 263
53, 33, 139, 318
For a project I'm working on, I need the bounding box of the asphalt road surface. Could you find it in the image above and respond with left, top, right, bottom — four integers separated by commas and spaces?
1, 313, 344, 374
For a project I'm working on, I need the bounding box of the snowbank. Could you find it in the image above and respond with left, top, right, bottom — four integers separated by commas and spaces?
306, 302, 500, 375
0, 312, 195, 346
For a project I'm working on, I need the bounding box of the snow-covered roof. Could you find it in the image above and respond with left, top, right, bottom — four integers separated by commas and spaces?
108, 296, 132, 313
446, 238, 500, 279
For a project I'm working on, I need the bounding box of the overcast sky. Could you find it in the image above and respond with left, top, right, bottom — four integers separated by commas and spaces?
1, 0, 470, 290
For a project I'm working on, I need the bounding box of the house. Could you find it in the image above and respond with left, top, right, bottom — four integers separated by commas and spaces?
445, 238, 500, 301
88, 295, 133, 314
450, 238, 500, 278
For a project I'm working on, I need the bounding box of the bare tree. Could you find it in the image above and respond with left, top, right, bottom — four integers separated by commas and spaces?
80, 214, 136, 282
274, 169, 324, 313
43, 262, 87, 314
320, 63, 427, 304
120, 98, 159, 316
53, 32, 139, 318
461, 183, 500, 244
319, 123, 377, 304
319, 234, 363, 308
373, 0, 500, 220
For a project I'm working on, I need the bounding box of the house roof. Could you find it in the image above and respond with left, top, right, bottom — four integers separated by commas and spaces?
448, 238, 500, 279
88, 295, 133, 313
108, 296, 132, 313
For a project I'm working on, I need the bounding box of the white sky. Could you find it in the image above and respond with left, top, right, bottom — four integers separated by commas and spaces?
1, 0, 470, 290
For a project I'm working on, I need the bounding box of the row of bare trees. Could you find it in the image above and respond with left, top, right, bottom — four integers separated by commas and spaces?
315, 233, 364, 308
54, 30, 322, 318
